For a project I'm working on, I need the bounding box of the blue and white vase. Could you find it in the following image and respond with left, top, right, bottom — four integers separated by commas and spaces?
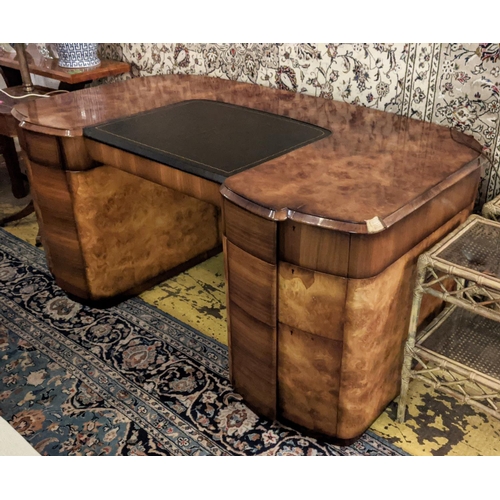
56, 43, 100, 68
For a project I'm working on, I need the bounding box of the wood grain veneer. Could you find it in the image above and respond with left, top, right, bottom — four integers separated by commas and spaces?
22, 130, 62, 168
223, 199, 277, 264
25, 160, 89, 298
279, 221, 350, 276
229, 301, 277, 419
61, 137, 97, 171
225, 240, 278, 419
85, 139, 221, 208
226, 242, 276, 326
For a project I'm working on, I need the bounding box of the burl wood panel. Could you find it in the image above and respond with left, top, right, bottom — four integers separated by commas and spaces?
278, 263, 346, 340
223, 199, 277, 264
25, 160, 90, 298
277, 324, 342, 436
67, 166, 220, 300
336, 207, 471, 440
229, 301, 277, 419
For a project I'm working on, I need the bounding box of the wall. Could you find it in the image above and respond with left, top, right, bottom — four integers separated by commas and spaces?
99, 43, 500, 205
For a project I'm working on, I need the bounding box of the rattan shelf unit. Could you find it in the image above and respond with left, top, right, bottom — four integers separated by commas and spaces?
482, 195, 500, 221
397, 214, 500, 422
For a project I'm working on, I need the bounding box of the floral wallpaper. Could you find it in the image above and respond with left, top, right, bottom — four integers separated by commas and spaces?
99, 43, 500, 205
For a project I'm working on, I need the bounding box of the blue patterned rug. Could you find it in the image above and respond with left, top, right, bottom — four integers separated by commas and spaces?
0, 229, 406, 456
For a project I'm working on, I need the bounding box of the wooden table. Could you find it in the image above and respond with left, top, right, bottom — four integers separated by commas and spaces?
11, 74, 483, 440
0, 44, 130, 90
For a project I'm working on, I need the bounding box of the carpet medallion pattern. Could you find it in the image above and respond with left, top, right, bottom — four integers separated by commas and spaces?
0, 230, 406, 455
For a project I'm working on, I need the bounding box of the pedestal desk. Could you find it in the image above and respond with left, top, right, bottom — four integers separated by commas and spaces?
12, 74, 482, 440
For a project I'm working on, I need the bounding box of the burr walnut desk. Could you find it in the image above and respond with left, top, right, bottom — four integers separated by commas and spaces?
12, 74, 483, 440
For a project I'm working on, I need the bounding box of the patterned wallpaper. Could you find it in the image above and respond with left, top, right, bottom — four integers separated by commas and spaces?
99, 43, 500, 206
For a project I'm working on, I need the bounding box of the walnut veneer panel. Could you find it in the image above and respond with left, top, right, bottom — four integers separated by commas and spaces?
67, 166, 220, 300
279, 221, 350, 276
223, 199, 277, 263
229, 301, 277, 419
61, 137, 97, 171
278, 324, 342, 436
26, 160, 89, 298
222, 236, 233, 381
225, 239, 278, 419
12, 74, 482, 233
85, 139, 221, 208
22, 130, 107, 171
278, 263, 346, 341
22, 130, 61, 168
226, 241, 277, 326
336, 207, 470, 440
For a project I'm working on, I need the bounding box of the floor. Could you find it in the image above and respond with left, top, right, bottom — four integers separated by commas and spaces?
1, 154, 500, 456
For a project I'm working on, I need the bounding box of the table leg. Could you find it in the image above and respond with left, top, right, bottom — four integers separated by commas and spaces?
0, 135, 29, 199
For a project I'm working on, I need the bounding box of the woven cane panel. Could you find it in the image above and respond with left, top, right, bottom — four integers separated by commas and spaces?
436, 220, 500, 278
420, 307, 500, 380
482, 198, 500, 221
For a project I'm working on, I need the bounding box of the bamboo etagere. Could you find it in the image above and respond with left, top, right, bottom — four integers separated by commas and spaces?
398, 214, 500, 422
482, 195, 500, 222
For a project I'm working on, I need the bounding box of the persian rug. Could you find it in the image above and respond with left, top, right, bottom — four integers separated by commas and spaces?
0, 229, 406, 456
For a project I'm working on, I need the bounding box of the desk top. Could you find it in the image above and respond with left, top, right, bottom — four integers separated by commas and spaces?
0, 85, 52, 136
0, 44, 130, 84
12, 74, 482, 233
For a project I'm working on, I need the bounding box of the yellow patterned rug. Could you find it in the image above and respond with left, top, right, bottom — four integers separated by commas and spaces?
2, 198, 500, 456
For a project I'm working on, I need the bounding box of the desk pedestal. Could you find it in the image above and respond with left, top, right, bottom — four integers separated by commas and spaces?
223, 191, 475, 440
21, 132, 222, 301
